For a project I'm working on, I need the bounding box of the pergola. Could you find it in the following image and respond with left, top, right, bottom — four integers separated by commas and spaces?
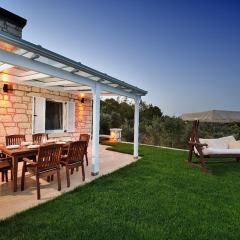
0, 31, 147, 176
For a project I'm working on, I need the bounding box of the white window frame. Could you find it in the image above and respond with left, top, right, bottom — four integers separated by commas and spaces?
45, 99, 67, 134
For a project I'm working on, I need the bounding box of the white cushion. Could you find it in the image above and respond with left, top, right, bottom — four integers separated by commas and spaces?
203, 148, 240, 155
199, 138, 227, 149
195, 136, 236, 155
199, 136, 235, 149
221, 136, 236, 145
229, 140, 240, 149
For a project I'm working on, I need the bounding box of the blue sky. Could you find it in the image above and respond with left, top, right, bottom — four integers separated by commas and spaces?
1, 0, 240, 116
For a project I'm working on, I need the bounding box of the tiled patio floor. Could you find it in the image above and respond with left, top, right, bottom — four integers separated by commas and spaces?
0, 144, 136, 220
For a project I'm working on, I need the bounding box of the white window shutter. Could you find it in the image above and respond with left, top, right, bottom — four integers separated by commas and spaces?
32, 96, 46, 134
66, 101, 75, 132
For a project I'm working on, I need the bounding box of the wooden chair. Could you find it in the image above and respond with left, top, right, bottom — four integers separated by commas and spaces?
21, 144, 62, 200
6, 135, 26, 146
79, 134, 90, 166
0, 155, 12, 182
60, 141, 86, 187
32, 133, 48, 144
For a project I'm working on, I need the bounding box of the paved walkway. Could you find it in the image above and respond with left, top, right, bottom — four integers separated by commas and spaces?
0, 145, 135, 220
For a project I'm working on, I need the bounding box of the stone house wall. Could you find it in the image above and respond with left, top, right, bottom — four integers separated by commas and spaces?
0, 83, 92, 145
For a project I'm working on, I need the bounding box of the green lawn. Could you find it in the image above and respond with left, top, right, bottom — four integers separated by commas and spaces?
1, 143, 240, 240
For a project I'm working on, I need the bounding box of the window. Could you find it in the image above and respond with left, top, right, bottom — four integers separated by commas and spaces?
33, 96, 75, 134
45, 100, 63, 131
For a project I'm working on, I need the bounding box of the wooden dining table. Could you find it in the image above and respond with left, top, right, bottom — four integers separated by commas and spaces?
0, 142, 71, 192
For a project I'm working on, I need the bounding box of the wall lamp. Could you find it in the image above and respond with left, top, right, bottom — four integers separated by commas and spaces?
80, 97, 85, 104
2, 83, 13, 93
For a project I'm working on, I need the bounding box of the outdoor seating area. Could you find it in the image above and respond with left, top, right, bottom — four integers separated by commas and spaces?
0, 7, 146, 183
182, 110, 240, 171
0, 133, 91, 200
1, 2, 240, 239
0, 7, 144, 223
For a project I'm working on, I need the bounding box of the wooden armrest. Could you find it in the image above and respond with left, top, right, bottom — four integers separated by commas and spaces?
189, 141, 208, 147
23, 158, 37, 165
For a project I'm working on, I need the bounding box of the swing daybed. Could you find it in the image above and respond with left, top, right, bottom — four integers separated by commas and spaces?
181, 110, 240, 171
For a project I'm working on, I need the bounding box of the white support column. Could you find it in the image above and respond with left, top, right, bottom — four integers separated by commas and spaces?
134, 96, 141, 159
91, 83, 101, 176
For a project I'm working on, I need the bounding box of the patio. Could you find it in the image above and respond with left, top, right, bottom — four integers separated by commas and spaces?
0, 143, 136, 220
0, 8, 145, 222
0, 8, 147, 180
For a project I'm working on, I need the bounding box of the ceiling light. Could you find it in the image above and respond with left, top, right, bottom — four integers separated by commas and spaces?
0, 64, 14, 71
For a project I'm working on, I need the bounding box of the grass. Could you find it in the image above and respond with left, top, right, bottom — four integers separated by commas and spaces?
1, 143, 240, 239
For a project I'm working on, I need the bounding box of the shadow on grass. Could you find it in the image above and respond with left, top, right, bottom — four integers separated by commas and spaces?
102, 142, 146, 157
193, 158, 240, 176
105, 146, 145, 157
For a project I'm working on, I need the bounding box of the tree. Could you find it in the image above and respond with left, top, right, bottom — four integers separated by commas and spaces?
100, 98, 240, 149
100, 113, 111, 134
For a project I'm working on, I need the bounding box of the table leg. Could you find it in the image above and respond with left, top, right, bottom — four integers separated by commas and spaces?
12, 156, 18, 192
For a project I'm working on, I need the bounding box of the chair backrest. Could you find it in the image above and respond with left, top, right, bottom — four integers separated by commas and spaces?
32, 133, 48, 144
79, 134, 90, 146
66, 141, 86, 164
37, 144, 62, 171
6, 135, 26, 146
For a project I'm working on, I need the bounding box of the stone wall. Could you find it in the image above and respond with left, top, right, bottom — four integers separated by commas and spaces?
0, 83, 92, 145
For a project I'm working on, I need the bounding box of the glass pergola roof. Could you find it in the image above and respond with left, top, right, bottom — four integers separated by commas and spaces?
0, 31, 147, 97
